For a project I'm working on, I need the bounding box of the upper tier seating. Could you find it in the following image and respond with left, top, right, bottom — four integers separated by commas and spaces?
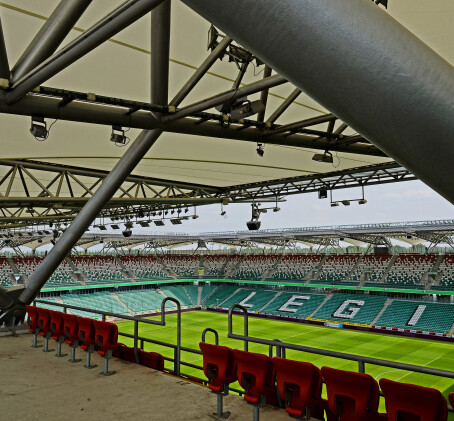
116, 289, 164, 313
160, 254, 200, 278
219, 288, 278, 311
349, 253, 393, 283
260, 292, 326, 318
0, 256, 14, 287
316, 253, 360, 285
272, 254, 323, 281
72, 255, 127, 285
14, 256, 80, 289
202, 254, 229, 277
375, 300, 454, 333
119, 254, 168, 280
233, 254, 280, 280
383, 254, 436, 289
312, 293, 388, 325
436, 253, 454, 291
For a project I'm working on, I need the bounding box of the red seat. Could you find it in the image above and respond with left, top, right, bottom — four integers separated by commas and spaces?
199, 342, 236, 393
273, 357, 324, 420
322, 366, 382, 421
92, 320, 118, 357
37, 308, 51, 337
77, 317, 97, 369
138, 349, 164, 371
449, 393, 454, 411
113, 344, 137, 363
49, 310, 65, 341
25, 305, 39, 333
62, 313, 80, 362
380, 378, 448, 421
232, 349, 277, 407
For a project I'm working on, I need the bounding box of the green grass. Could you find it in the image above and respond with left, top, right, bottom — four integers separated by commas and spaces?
116, 309, 454, 417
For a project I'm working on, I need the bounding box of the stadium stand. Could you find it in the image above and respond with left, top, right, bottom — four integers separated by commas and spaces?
375, 300, 454, 333
435, 253, 454, 291
231, 254, 276, 280
184, 284, 199, 306
160, 254, 200, 278
315, 253, 360, 285
60, 291, 128, 317
0, 256, 14, 287
271, 253, 323, 281
119, 254, 168, 280
116, 290, 164, 313
260, 292, 326, 318
71, 255, 127, 285
160, 285, 193, 307
381, 253, 436, 289
202, 254, 229, 277
218, 287, 278, 311
203, 284, 240, 307
200, 284, 219, 305
312, 293, 388, 324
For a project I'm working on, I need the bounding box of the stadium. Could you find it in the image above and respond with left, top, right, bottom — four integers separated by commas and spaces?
1, 1, 454, 420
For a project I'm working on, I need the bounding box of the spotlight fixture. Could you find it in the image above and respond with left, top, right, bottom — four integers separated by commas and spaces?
137, 209, 145, 218
98, 225, 107, 230
110, 126, 128, 145
100, 239, 104, 244
341, 200, 351, 206
312, 150, 333, 164
273, 207, 281, 212
406, 234, 412, 239
30, 117, 48, 141
122, 229, 132, 238
340, 237, 345, 241
358, 199, 367, 205
256, 143, 265, 158
246, 220, 261, 230
216, 98, 265, 120
192, 215, 199, 219
52, 229, 59, 238
331, 202, 339, 207
170, 219, 182, 225
50, 239, 56, 245
171, 209, 175, 215
221, 210, 227, 216
111, 224, 120, 230
124, 221, 133, 229
184, 208, 189, 213
37, 238, 43, 244
138, 221, 150, 227
318, 188, 328, 199
154, 220, 165, 226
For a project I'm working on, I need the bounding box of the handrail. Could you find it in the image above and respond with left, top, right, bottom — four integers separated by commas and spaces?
201, 327, 219, 345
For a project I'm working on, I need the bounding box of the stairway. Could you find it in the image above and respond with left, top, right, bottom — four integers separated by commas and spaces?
113, 255, 134, 281
379, 255, 398, 282
310, 254, 329, 282
66, 256, 87, 286
198, 254, 205, 280
308, 293, 332, 318
345, 254, 365, 283
197, 284, 203, 306
371, 298, 393, 325
259, 290, 282, 312
111, 292, 133, 315
449, 320, 454, 335
154, 255, 178, 280
218, 287, 242, 306
6, 256, 20, 275
201, 285, 219, 306
224, 254, 248, 279
430, 254, 445, 287
219, 251, 236, 277
261, 254, 286, 281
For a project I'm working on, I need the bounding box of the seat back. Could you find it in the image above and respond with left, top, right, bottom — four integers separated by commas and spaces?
233, 349, 276, 405
37, 307, 51, 335
199, 342, 236, 393
113, 344, 137, 362
77, 317, 95, 350
273, 357, 322, 418
25, 305, 39, 332
138, 349, 165, 371
92, 320, 118, 355
62, 313, 79, 345
449, 393, 454, 411
321, 366, 380, 421
380, 378, 448, 421
49, 310, 65, 340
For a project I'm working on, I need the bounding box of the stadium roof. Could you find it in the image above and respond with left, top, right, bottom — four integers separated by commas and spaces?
0, 1, 452, 228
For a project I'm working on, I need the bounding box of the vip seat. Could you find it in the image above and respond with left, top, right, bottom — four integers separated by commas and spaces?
379, 378, 448, 421
25, 305, 41, 348
321, 366, 383, 421
49, 310, 67, 357
62, 313, 80, 363
92, 320, 118, 375
273, 357, 324, 420
113, 343, 137, 363
199, 342, 237, 419
232, 349, 277, 421
37, 308, 52, 352
77, 317, 97, 369
137, 348, 165, 371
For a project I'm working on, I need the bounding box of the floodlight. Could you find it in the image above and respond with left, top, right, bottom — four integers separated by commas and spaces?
358, 199, 367, 205
318, 188, 328, 199
331, 202, 339, 207
273, 207, 280, 212
110, 126, 127, 145
221, 210, 227, 216
170, 219, 182, 225
137, 209, 145, 218
30, 117, 48, 141
111, 224, 120, 230
341, 200, 351, 206
124, 221, 133, 229
406, 234, 412, 239
154, 220, 165, 226
256, 143, 265, 157
246, 220, 261, 230
122, 229, 132, 238
138, 221, 150, 227
312, 151, 333, 164
192, 215, 199, 220
98, 225, 107, 230
38, 239, 43, 244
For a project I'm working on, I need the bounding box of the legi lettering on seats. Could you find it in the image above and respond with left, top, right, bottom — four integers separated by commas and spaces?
406, 305, 426, 326
332, 300, 365, 319
277, 295, 310, 313
238, 292, 257, 308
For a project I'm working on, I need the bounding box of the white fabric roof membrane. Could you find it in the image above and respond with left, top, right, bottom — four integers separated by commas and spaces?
0, 0, 452, 191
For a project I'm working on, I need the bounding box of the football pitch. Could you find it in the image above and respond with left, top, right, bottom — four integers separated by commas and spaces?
116, 309, 454, 417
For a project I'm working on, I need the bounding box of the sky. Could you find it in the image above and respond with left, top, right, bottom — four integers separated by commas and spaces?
127, 179, 453, 234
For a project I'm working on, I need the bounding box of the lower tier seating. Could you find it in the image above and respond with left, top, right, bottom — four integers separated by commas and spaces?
261, 292, 326, 318
116, 290, 164, 313
218, 288, 278, 311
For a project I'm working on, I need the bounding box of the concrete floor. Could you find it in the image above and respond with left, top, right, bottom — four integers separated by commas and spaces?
0, 333, 322, 421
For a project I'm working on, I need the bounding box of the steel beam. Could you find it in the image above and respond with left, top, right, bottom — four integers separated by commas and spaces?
266, 88, 302, 126
257, 65, 272, 123
165, 74, 287, 122
182, 0, 454, 204
11, 0, 93, 83
170, 35, 233, 107
4, 0, 166, 104
265, 114, 337, 137
0, 18, 9, 82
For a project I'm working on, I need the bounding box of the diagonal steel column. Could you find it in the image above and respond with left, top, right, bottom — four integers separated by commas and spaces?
11, 0, 93, 83
266, 88, 302, 126
165, 74, 287, 122
0, 18, 9, 82
182, 0, 454, 204
265, 114, 337, 137
170, 35, 232, 107
256, 65, 272, 123
4, 0, 166, 105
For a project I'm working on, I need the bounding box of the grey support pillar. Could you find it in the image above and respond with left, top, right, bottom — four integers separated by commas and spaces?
0, 18, 10, 83
257, 66, 272, 123
266, 88, 301, 126
11, 0, 93, 83
182, 0, 454, 204
4, 0, 166, 104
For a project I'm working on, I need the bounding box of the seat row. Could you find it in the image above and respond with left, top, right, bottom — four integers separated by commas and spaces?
199, 342, 453, 421
25, 306, 164, 375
